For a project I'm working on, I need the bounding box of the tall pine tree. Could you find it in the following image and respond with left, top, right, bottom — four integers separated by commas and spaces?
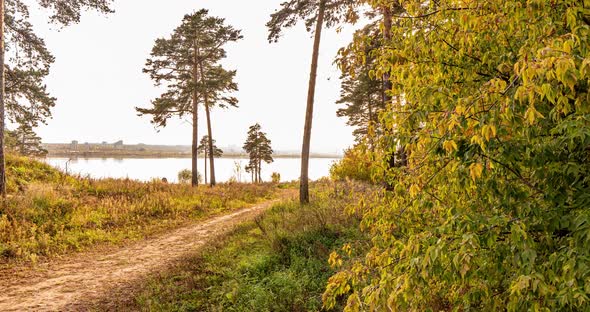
137, 9, 241, 187
267, 0, 357, 203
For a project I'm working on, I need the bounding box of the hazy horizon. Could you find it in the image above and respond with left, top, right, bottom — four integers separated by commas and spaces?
28, 0, 357, 155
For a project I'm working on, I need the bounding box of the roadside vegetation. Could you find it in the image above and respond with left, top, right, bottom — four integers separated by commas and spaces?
0, 155, 278, 264
122, 181, 371, 311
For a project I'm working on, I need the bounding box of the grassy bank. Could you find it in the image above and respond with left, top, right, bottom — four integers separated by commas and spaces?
0, 155, 278, 264
121, 182, 370, 311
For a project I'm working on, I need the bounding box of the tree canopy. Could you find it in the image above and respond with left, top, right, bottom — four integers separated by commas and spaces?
2, 0, 113, 130
266, 0, 358, 42
137, 9, 241, 186
137, 9, 241, 127
197, 135, 222, 184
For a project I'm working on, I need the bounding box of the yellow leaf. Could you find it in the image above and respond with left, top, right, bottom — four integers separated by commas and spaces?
409, 184, 420, 197
525, 105, 544, 125
456, 105, 465, 116
482, 125, 498, 141
443, 140, 458, 153
328, 252, 343, 268
471, 135, 486, 150
448, 116, 460, 131
469, 163, 484, 182
482, 125, 490, 141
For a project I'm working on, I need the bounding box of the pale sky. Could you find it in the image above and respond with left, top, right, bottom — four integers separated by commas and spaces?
29, 0, 356, 154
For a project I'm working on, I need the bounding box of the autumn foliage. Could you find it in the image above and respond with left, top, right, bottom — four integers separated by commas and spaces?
324, 0, 590, 310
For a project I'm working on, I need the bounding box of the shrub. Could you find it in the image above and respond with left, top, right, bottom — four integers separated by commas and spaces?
330, 145, 376, 183
271, 172, 281, 183
177, 169, 200, 184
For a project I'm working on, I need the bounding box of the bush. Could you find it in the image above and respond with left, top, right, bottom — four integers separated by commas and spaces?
177, 169, 200, 184
330, 145, 376, 183
271, 172, 281, 183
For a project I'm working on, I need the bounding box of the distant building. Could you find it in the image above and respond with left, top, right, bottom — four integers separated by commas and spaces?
114, 140, 124, 149
70, 140, 79, 151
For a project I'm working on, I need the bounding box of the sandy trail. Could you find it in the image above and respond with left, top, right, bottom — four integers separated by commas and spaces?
0, 194, 290, 311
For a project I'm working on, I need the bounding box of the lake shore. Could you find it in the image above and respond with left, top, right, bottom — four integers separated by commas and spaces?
45, 151, 342, 159
42, 156, 340, 183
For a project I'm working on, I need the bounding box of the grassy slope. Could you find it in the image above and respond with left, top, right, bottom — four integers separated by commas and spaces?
0, 155, 279, 264
124, 182, 369, 312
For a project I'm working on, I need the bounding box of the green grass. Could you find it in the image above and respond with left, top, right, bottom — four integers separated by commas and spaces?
0, 155, 280, 264
125, 182, 369, 311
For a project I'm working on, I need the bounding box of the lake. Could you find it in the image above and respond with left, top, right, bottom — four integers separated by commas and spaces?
43, 157, 340, 183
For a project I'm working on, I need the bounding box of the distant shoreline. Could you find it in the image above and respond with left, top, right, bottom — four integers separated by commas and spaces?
43, 143, 343, 159
45, 152, 342, 159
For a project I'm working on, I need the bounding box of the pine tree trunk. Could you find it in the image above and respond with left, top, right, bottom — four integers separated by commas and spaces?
0, 0, 7, 197
204, 103, 216, 186
300, 0, 326, 204
191, 39, 199, 187
204, 149, 208, 184
257, 138, 261, 183
258, 159, 262, 183
198, 60, 216, 187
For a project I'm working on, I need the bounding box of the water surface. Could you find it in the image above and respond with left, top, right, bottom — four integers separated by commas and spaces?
44, 157, 339, 183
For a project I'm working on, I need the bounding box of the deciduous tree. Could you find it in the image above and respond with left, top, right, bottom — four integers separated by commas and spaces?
324, 0, 590, 310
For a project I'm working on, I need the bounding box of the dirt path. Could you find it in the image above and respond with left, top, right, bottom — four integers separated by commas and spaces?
0, 193, 292, 311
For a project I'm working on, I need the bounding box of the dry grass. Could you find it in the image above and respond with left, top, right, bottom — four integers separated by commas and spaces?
0, 155, 279, 264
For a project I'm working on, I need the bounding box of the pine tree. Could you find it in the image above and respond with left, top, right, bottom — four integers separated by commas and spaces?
6, 124, 47, 157
267, 0, 357, 204
197, 135, 222, 185
336, 23, 384, 147
243, 123, 273, 183
137, 9, 241, 187
0, 0, 114, 195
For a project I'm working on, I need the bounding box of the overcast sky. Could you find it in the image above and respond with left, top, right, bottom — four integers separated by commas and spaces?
29, 0, 356, 153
